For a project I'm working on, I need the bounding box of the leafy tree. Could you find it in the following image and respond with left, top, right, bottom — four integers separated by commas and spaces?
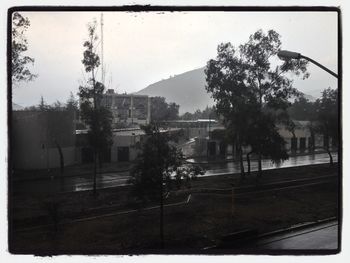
150, 97, 179, 122
38, 96, 49, 111
180, 106, 217, 120
26, 95, 77, 113
11, 12, 37, 84
288, 96, 316, 121
180, 112, 194, 120
314, 88, 338, 165
131, 125, 183, 201
51, 100, 65, 111
287, 95, 319, 153
206, 29, 309, 179
130, 124, 202, 248
201, 106, 217, 119
78, 19, 113, 195
66, 92, 79, 112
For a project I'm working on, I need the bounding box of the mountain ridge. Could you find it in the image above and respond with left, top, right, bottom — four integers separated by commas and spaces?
136, 67, 214, 114
136, 67, 321, 114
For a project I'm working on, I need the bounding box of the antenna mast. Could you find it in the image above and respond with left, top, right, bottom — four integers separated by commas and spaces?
101, 13, 105, 86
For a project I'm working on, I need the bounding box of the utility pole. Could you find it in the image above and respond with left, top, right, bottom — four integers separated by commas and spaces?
101, 13, 105, 86
156, 125, 164, 249
208, 108, 211, 140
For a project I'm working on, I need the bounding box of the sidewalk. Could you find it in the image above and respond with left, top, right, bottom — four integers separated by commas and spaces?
12, 161, 135, 182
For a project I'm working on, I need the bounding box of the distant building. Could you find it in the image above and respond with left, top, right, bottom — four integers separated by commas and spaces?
110, 128, 146, 162
181, 120, 335, 159
161, 119, 225, 157
162, 119, 223, 139
11, 110, 76, 170
76, 127, 181, 163
277, 120, 334, 153
101, 89, 151, 128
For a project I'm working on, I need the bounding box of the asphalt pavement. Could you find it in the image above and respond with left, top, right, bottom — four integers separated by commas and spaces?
13, 152, 338, 194
254, 220, 339, 250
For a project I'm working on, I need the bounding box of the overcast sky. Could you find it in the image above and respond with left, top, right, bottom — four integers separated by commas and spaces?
12, 10, 338, 108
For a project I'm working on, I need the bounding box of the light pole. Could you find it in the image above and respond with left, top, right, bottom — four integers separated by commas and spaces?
277, 50, 338, 78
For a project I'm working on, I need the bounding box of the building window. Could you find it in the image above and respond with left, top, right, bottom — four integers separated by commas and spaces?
299, 137, 306, 152
291, 137, 297, 152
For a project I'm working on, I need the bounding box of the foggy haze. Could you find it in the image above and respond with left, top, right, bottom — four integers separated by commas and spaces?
12, 11, 338, 110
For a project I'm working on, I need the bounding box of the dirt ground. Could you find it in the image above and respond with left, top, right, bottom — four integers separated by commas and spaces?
9, 163, 340, 254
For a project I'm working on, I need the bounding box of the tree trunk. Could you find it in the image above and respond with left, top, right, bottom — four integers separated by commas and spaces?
55, 140, 64, 174
98, 151, 103, 168
157, 129, 164, 249
54, 140, 64, 192
257, 153, 262, 178
232, 144, 236, 161
247, 151, 253, 176
326, 147, 333, 166
323, 134, 333, 166
92, 51, 98, 197
239, 146, 245, 181
160, 172, 164, 249
93, 148, 97, 196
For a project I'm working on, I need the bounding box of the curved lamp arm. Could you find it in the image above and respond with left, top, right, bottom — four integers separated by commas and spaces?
278, 50, 338, 78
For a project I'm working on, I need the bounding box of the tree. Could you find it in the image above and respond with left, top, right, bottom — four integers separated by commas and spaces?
201, 106, 217, 119
288, 96, 316, 121
78, 19, 113, 195
51, 100, 65, 111
205, 29, 309, 179
180, 112, 194, 120
150, 97, 179, 122
11, 12, 37, 84
180, 106, 217, 120
130, 124, 202, 248
66, 92, 79, 112
314, 88, 338, 165
38, 96, 49, 111
288, 95, 318, 153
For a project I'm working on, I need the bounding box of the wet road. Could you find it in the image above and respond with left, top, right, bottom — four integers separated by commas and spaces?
203, 152, 338, 176
13, 171, 131, 194
254, 220, 338, 250
13, 152, 338, 194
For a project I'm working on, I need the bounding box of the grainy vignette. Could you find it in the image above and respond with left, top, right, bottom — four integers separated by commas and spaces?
7, 4, 341, 257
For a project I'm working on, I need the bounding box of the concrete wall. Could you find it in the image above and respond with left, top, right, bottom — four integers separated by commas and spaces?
12, 111, 76, 170
111, 133, 143, 162
277, 123, 326, 151
184, 127, 209, 139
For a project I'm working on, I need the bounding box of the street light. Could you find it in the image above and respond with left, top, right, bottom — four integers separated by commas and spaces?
277, 50, 338, 78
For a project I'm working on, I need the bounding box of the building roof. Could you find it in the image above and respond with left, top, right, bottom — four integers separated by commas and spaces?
293, 120, 311, 127
162, 119, 218, 124
114, 129, 146, 136
103, 93, 148, 98
76, 127, 181, 136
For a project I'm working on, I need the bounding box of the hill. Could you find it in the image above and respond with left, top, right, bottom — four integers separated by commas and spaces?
12, 102, 24, 111
136, 67, 322, 114
136, 67, 214, 114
